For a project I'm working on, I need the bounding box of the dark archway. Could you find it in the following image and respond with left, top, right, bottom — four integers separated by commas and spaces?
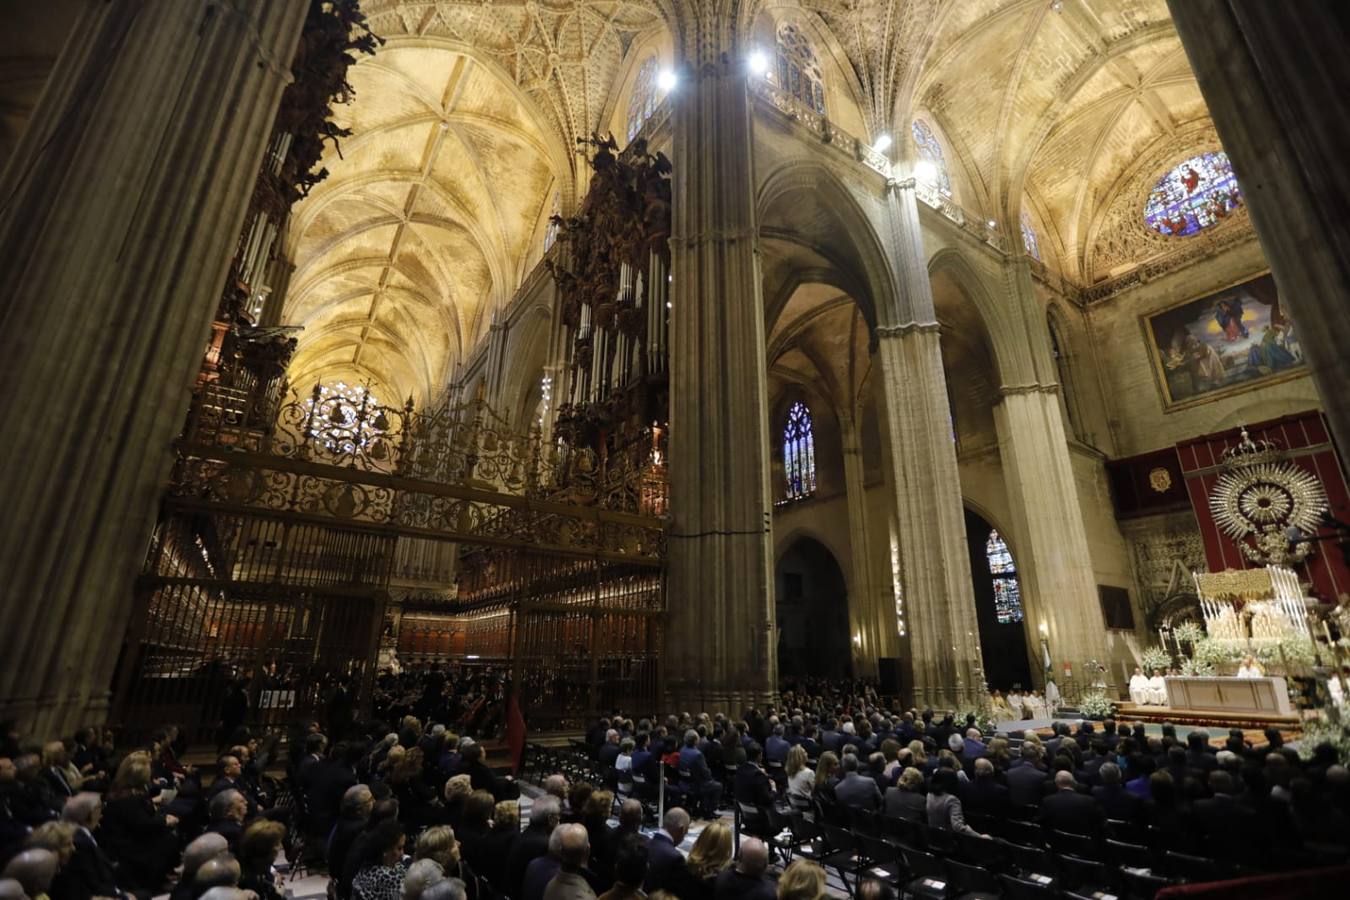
775, 537, 851, 680
964, 509, 1033, 692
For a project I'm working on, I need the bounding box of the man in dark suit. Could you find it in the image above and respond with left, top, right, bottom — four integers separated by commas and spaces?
677, 731, 721, 817
1006, 745, 1049, 808
598, 730, 622, 770
206, 789, 247, 851
1191, 770, 1258, 847
56, 792, 124, 900
713, 837, 775, 900
643, 807, 690, 894
834, 754, 883, 811
1185, 731, 1218, 774
820, 720, 844, 754
306, 741, 361, 840
294, 733, 326, 797
1038, 771, 1105, 836
1090, 762, 1141, 821
962, 758, 1010, 818
1100, 720, 1121, 752
734, 744, 777, 810
961, 728, 987, 763
508, 796, 562, 900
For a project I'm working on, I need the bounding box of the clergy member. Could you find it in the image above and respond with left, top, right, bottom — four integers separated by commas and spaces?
1147, 669, 1168, 706
1236, 656, 1264, 678
1129, 667, 1150, 705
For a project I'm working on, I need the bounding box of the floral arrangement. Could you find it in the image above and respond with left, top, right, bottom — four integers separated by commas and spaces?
1297, 719, 1350, 764
1192, 637, 1244, 671
1140, 646, 1172, 673
1077, 691, 1116, 720
1181, 656, 1215, 676
1172, 621, 1204, 647
957, 707, 998, 733
1254, 637, 1317, 670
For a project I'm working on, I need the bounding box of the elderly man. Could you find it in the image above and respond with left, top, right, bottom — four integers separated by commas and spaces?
643, 807, 689, 894
420, 880, 466, 900
597, 730, 622, 771
40, 742, 84, 799
835, 754, 883, 811
508, 796, 561, 900
2, 849, 59, 900
60, 792, 122, 899
543, 824, 596, 900
402, 858, 445, 900
1037, 771, 1104, 837
523, 825, 567, 900
713, 837, 775, 900
327, 784, 373, 881
170, 833, 230, 900
207, 789, 248, 850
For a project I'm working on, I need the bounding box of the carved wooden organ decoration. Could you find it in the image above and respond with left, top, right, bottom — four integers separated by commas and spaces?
548, 135, 672, 466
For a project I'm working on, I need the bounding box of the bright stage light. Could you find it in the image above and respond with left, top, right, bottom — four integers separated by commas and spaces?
873, 133, 893, 153
658, 69, 677, 92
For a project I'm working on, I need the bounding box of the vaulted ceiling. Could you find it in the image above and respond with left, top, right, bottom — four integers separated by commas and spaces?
912, 0, 1218, 282
280, 0, 1226, 403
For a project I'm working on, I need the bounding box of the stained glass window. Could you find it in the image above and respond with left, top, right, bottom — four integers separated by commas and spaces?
1143, 151, 1242, 237
1020, 211, 1041, 260
626, 57, 659, 142
783, 400, 816, 500
912, 119, 952, 196
986, 529, 1023, 624
776, 23, 826, 115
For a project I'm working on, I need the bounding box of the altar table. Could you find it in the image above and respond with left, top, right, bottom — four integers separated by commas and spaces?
1163, 675, 1293, 716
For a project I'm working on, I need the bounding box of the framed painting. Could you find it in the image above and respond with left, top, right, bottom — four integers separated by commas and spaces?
1143, 272, 1305, 411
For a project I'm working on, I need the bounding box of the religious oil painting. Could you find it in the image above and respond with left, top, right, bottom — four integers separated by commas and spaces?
1144, 272, 1304, 410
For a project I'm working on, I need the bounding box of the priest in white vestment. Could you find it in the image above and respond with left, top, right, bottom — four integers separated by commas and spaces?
1007, 691, 1025, 719
1147, 669, 1168, 706
1129, 666, 1151, 705
1236, 656, 1264, 678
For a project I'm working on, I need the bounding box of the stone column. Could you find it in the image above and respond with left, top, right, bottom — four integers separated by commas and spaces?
0, 0, 307, 740
993, 260, 1111, 696
664, 21, 776, 713
1167, 0, 1350, 460
841, 413, 891, 678
874, 179, 984, 709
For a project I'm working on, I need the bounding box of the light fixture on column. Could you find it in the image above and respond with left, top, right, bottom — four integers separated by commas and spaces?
873, 132, 893, 154
914, 159, 937, 184
658, 69, 678, 92
748, 50, 769, 77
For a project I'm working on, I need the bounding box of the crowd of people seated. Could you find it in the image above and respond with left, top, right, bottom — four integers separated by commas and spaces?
3, 674, 1350, 900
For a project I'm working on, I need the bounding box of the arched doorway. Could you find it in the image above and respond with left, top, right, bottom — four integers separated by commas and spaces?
964, 509, 1032, 692
775, 537, 851, 680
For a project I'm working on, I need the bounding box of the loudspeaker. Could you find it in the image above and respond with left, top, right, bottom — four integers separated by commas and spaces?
878, 657, 902, 697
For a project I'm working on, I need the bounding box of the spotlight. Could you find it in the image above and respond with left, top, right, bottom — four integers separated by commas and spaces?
873, 132, 893, 153
914, 159, 937, 183
748, 51, 769, 77
657, 69, 677, 92
987, 218, 997, 229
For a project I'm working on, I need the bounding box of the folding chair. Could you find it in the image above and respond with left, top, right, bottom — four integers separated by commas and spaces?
1056, 853, 1116, 894
999, 874, 1057, 900
821, 822, 869, 895
785, 810, 826, 863
1048, 829, 1101, 860
955, 831, 1005, 870
856, 834, 907, 889
1001, 819, 1044, 848
1002, 841, 1058, 883
1119, 869, 1172, 900
900, 846, 951, 900
944, 858, 1002, 900
1105, 839, 1151, 871
1160, 851, 1224, 883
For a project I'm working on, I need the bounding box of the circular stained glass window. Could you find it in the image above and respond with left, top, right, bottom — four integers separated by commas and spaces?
1143, 151, 1243, 237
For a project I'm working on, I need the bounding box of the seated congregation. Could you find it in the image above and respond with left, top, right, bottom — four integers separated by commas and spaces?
2, 676, 1349, 900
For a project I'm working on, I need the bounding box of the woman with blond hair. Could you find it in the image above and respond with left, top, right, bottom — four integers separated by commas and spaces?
97, 752, 178, 892
785, 745, 815, 812
669, 821, 732, 900
813, 751, 840, 803
414, 826, 484, 900
238, 819, 287, 900
777, 860, 827, 900
883, 766, 927, 822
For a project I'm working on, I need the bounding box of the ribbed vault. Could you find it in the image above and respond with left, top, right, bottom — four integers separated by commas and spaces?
285, 42, 562, 404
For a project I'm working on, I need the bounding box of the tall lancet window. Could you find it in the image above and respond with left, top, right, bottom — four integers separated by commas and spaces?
783, 400, 816, 500
1020, 211, 1041, 260
911, 118, 952, 196
776, 23, 826, 115
986, 530, 1024, 624
543, 190, 560, 252
626, 56, 659, 142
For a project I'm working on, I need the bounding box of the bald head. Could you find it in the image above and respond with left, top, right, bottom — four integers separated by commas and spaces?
559, 823, 590, 868
619, 798, 643, 830
0, 879, 23, 900
1054, 770, 1076, 791
194, 855, 241, 890
184, 833, 230, 877
200, 889, 254, 900
737, 838, 768, 876
2, 849, 59, 895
